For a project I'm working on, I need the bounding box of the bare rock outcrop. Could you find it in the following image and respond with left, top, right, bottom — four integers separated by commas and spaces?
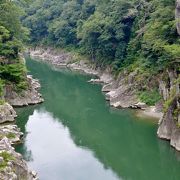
157, 94, 180, 151
0, 125, 23, 144
0, 103, 17, 124
29, 47, 72, 67
5, 75, 44, 107
157, 69, 180, 151
0, 137, 38, 180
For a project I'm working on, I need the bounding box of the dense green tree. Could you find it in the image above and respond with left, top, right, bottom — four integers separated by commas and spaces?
22, 0, 180, 71
0, 0, 29, 94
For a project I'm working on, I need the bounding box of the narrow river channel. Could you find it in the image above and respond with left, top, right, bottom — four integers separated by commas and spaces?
15, 57, 180, 180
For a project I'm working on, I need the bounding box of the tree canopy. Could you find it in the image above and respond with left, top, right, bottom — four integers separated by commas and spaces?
0, 0, 28, 94
22, 0, 180, 71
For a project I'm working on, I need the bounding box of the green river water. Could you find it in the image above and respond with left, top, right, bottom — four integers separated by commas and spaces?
15, 57, 180, 180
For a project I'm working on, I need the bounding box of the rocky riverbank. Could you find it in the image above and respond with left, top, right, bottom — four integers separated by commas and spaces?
5, 75, 44, 107
29, 47, 161, 111
0, 74, 43, 179
0, 137, 38, 180
29, 47, 180, 152
0, 103, 38, 179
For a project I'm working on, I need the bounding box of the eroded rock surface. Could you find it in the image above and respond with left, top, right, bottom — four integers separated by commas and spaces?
5, 75, 44, 107
0, 125, 23, 144
0, 103, 16, 124
157, 69, 180, 151
0, 137, 38, 180
29, 47, 72, 67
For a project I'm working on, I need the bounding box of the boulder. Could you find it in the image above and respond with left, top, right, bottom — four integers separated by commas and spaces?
0, 137, 38, 180
0, 103, 16, 124
0, 125, 23, 144
5, 75, 44, 107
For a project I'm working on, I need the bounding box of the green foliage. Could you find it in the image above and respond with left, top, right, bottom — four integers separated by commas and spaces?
0, 99, 5, 105
0, 63, 28, 91
6, 132, 16, 139
138, 89, 162, 106
0, 26, 22, 59
22, 0, 180, 72
0, 151, 15, 170
0, 0, 29, 94
22, 0, 135, 65
0, 79, 4, 97
127, 0, 179, 71
163, 86, 177, 112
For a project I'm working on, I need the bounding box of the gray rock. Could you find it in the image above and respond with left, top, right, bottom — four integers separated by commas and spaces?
0, 137, 38, 180
0, 124, 23, 144
0, 103, 17, 124
29, 47, 72, 67
131, 102, 148, 109
5, 75, 44, 107
67, 61, 99, 75
88, 79, 104, 84
157, 93, 180, 151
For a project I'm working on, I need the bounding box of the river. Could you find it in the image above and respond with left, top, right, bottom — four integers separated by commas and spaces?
15, 57, 180, 180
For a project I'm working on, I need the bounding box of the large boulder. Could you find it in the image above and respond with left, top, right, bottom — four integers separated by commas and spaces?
0, 125, 23, 144
0, 103, 16, 124
5, 75, 44, 107
157, 94, 180, 151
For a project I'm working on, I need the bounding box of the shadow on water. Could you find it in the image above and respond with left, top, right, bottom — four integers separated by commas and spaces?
15, 57, 180, 180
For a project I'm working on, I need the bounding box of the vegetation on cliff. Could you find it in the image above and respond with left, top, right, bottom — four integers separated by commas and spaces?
0, 0, 29, 97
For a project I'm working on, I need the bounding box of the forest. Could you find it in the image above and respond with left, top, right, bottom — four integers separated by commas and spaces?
0, 0, 29, 98
0, 0, 179, 104
22, 0, 180, 73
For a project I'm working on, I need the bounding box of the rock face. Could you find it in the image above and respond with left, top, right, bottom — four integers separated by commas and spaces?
67, 61, 99, 75
0, 103, 17, 124
0, 125, 23, 144
0, 64, 43, 178
5, 75, 44, 107
157, 69, 180, 151
29, 47, 72, 67
176, 0, 180, 35
158, 95, 180, 151
0, 137, 38, 180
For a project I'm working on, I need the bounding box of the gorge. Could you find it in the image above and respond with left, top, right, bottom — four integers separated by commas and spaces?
0, 0, 179, 179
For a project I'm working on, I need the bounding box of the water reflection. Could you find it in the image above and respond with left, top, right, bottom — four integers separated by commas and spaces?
22, 109, 119, 180
15, 58, 180, 180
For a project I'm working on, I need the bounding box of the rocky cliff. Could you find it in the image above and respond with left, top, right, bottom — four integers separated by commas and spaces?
5, 75, 44, 107
157, 69, 180, 151
0, 137, 38, 180
0, 103, 39, 179
0, 74, 43, 179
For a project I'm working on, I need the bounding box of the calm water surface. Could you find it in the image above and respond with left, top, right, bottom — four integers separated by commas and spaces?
15, 57, 180, 180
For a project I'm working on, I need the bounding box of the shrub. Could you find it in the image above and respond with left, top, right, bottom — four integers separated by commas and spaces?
138, 89, 162, 106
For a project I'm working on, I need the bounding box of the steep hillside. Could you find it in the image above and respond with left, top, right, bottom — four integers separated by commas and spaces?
0, 1, 42, 178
